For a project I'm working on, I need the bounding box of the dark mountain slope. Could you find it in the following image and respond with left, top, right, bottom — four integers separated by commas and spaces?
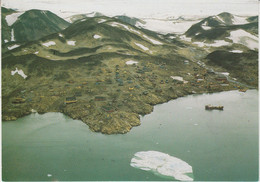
11, 9, 70, 42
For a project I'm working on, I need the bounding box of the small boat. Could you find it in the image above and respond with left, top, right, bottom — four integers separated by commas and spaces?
205, 105, 224, 110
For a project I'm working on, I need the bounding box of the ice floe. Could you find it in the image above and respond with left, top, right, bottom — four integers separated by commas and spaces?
11, 29, 15, 41
143, 35, 163, 45
93, 34, 101, 39
229, 50, 243, 53
67, 40, 76, 45
130, 151, 193, 181
171, 76, 188, 83
5, 12, 23, 26
7, 44, 20, 50
126, 60, 138, 65
11, 68, 27, 79
227, 29, 258, 50
110, 22, 141, 35
134, 42, 149, 51
42, 41, 56, 47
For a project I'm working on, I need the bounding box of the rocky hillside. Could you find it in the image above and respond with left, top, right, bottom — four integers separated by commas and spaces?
2, 10, 258, 134
2, 8, 70, 52
184, 12, 258, 50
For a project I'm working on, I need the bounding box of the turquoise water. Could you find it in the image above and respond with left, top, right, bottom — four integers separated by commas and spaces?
2, 90, 258, 181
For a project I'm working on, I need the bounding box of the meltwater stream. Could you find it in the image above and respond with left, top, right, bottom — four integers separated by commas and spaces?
2, 90, 258, 181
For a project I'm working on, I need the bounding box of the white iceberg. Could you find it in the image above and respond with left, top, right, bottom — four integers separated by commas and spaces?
130, 151, 193, 181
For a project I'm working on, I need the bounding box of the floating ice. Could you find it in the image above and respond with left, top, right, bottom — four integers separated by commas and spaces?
130, 151, 193, 181
134, 42, 149, 51
8, 44, 20, 50
126, 60, 138, 65
229, 50, 243, 53
5, 12, 23, 26
143, 35, 163, 45
67, 40, 76, 45
11, 68, 27, 79
42, 41, 56, 47
227, 29, 258, 50
93, 34, 101, 39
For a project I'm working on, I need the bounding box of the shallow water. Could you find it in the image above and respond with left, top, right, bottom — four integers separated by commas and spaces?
2, 90, 258, 181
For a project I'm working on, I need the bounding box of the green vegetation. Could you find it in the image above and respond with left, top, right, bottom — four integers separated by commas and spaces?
2, 10, 258, 134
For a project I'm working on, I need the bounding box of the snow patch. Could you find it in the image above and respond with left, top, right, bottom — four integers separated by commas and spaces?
126, 60, 138, 65
130, 151, 193, 181
11, 29, 15, 41
232, 15, 249, 25
5, 12, 23, 26
171, 76, 188, 83
201, 25, 212, 30
4, 39, 9, 43
179, 35, 192, 42
215, 16, 225, 24
98, 19, 106, 23
58, 33, 64, 37
229, 50, 243, 53
42, 41, 56, 47
136, 19, 200, 34
67, 40, 76, 46
134, 42, 149, 51
11, 68, 27, 79
7, 44, 20, 50
47, 174, 52, 177
193, 40, 230, 47
228, 29, 258, 50
143, 35, 163, 45
93, 34, 101, 39
34, 51, 39, 54
110, 22, 141, 35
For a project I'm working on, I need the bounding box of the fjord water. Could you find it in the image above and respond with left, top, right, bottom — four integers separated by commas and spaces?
2, 90, 258, 181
